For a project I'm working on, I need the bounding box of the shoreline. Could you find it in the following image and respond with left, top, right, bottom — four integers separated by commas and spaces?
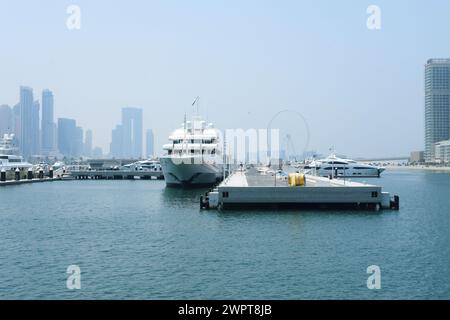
385, 165, 450, 172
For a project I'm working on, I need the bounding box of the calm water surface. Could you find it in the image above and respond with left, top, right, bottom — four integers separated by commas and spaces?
1, 170, 450, 299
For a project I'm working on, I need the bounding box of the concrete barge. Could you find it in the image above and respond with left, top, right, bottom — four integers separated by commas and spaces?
200, 169, 399, 211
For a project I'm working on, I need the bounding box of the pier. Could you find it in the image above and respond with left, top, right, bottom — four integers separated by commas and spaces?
201, 168, 399, 211
0, 177, 60, 186
69, 169, 164, 180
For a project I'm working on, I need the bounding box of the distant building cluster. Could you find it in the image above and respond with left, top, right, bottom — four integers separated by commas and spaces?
1, 87, 155, 161
424, 59, 450, 164
110, 107, 143, 159
0, 86, 101, 161
109, 107, 155, 159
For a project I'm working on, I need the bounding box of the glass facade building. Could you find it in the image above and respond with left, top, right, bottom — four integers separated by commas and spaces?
146, 129, 154, 158
57, 118, 77, 158
425, 59, 450, 162
41, 89, 55, 154
122, 107, 143, 159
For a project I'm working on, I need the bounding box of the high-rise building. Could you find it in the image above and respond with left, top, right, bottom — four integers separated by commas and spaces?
19, 86, 34, 159
84, 129, 93, 157
122, 107, 143, 159
110, 124, 124, 158
0, 104, 12, 136
41, 89, 55, 154
57, 118, 77, 158
425, 59, 450, 162
75, 126, 84, 158
146, 129, 154, 158
12, 103, 21, 145
109, 108, 143, 158
31, 100, 40, 155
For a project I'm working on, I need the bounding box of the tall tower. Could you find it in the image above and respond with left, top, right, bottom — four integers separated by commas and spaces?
19, 86, 34, 159
84, 129, 93, 157
57, 118, 77, 158
110, 125, 124, 158
425, 59, 450, 162
0, 105, 12, 136
31, 100, 40, 155
41, 89, 55, 154
146, 129, 154, 158
75, 126, 84, 158
121, 107, 143, 159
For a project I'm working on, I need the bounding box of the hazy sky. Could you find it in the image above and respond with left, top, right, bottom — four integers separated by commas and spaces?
1, 0, 449, 158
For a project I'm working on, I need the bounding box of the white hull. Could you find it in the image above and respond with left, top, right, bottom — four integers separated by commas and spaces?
304, 153, 385, 178
312, 167, 384, 178
160, 156, 222, 187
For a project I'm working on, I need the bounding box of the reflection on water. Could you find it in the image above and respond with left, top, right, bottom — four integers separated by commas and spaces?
161, 185, 210, 209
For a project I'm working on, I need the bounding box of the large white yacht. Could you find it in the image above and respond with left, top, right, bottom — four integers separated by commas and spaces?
0, 134, 33, 178
304, 154, 385, 178
160, 113, 223, 187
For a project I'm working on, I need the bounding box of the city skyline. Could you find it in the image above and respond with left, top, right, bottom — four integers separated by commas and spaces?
0, 85, 162, 160
0, 86, 101, 159
1, 1, 450, 158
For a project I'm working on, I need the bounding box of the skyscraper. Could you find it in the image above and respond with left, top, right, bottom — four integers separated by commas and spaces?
84, 129, 93, 157
146, 129, 154, 158
425, 59, 450, 162
122, 107, 143, 159
75, 126, 84, 158
0, 105, 12, 136
20, 86, 34, 159
110, 124, 124, 158
31, 100, 40, 155
12, 103, 21, 145
57, 118, 77, 158
41, 89, 55, 154
17, 90, 40, 158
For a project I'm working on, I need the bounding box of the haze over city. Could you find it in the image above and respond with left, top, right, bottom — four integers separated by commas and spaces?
1, 0, 450, 158
3, 0, 450, 304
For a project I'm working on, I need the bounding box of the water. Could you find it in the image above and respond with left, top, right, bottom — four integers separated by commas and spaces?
1, 170, 450, 299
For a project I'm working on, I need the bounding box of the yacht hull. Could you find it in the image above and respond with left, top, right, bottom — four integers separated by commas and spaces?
160, 156, 222, 188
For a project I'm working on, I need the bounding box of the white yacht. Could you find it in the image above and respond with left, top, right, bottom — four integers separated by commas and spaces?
304, 154, 385, 178
160, 114, 222, 187
0, 134, 33, 178
124, 159, 162, 172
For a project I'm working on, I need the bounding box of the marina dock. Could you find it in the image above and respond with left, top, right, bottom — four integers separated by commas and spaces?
69, 169, 164, 180
201, 168, 399, 211
0, 177, 60, 186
